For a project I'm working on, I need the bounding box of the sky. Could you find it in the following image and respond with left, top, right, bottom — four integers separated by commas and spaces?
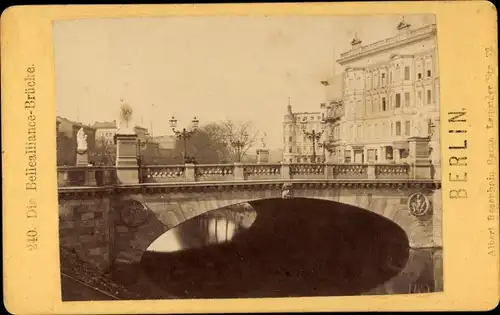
54, 14, 435, 150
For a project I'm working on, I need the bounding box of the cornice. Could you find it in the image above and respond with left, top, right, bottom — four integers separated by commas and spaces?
58, 180, 441, 198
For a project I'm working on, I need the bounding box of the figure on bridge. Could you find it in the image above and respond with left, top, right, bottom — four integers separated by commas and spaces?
76, 127, 88, 153
118, 102, 134, 134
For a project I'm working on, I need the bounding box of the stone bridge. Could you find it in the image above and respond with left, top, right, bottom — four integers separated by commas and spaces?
58, 162, 442, 274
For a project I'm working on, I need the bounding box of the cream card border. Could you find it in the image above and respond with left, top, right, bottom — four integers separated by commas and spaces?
1, 2, 499, 313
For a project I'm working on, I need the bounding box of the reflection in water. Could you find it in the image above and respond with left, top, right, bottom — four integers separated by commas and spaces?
148, 204, 257, 253
140, 198, 440, 299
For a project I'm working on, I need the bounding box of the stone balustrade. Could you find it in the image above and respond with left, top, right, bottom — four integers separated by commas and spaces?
244, 163, 281, 180
375, 164, 410, 179
195, 164, 235, 182
58, 162, 433, 187
290, 163, 325, 179
143, 165, 185, 182
333, 164, 368, 179
57, 166, 117, 187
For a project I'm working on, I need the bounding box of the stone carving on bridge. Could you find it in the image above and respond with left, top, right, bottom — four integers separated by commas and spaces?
118, 199, 150, 227
281, 183, 293, 199
408, 192, 432, 217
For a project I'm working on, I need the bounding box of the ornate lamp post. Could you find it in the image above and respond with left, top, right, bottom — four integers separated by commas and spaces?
225, 132, 249, 162
136, 138, 148, 162
169, 115, 199, 163
427, 118, 437, 137
318, 141, 328, 163
301, 119, 326, 163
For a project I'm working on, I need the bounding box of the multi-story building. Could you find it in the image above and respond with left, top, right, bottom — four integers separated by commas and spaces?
91, 121, 149, 165
283, 102, 325, 163
322, 21, 440, 166
92, 121, 149, 145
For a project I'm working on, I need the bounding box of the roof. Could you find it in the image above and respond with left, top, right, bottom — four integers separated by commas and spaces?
92, 121, 116, 129
57, 116, 94, 129
338, 24, 436, 64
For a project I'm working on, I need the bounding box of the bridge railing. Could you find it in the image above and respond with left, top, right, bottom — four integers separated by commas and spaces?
58, 162, 426, 186
139, 162, 417, 183
375, 163, 411, 179
57, 166, 117, 187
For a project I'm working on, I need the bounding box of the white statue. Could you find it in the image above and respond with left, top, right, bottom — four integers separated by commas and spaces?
118, 102, 134, 134
76, 127, 88, 152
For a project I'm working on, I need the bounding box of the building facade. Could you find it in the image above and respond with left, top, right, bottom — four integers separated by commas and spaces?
283, 103, 325, 163
91, 121, 150, 165
56, 117, 96, 165
322, 22, 440, 166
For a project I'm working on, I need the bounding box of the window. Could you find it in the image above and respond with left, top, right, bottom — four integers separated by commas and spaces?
417, 73, 422, 80
386, 146, 394, 160
418, 91, 423, 105
427, 70, 432, 77
288, 136, 292, 142
367, 149, 377, 163
289, 158, 292, 163
391, 122, 394, 136
297, 147, 301, 154
382, 97, 387, 111
395, 93, 401, 108
288, 147, 292, 153
427, 90, 432, 104
344, 150, 352, 163
404, 66, 410, 80
395, 121, 401, 136
404, 92, 411, 107
405, 120, 411, 136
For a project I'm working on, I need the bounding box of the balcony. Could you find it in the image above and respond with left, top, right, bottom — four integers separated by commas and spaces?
324, 103, 345, 122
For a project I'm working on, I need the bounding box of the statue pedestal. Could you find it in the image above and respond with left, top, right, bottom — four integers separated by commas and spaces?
256, 149, 270, 164
408, 137, 432, 179
115, 133, 139, 184
76, 150, 89, 166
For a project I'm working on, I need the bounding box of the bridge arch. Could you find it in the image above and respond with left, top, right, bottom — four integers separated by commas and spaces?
111, 182, 438, 267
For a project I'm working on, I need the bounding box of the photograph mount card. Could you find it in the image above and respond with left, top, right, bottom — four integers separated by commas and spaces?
1, 2, 499, 313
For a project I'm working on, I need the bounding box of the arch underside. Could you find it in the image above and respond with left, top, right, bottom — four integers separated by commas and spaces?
114, 187, 438, 264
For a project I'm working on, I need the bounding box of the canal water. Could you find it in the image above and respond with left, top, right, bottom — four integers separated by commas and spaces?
136, 199, 443, 299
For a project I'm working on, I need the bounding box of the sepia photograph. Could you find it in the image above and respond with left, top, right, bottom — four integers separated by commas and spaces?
54, 14, 443, 301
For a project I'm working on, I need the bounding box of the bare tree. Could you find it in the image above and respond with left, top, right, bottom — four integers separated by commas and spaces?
169, 120, 259, 164
91, 136, 116, 166
220, 120, 260, 163
171, 124, 231, 164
